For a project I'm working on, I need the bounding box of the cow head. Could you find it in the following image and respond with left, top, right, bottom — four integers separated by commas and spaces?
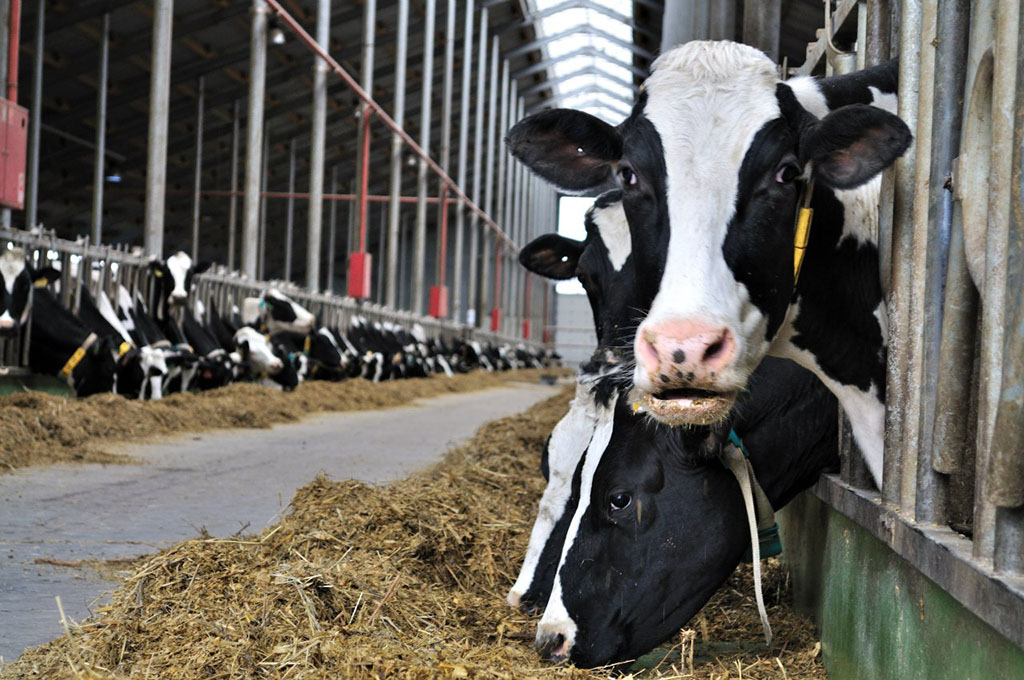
508, 40, 911, 427
260, 288, 315, 335
149, 251, 211, 308
0, 248, 58, 336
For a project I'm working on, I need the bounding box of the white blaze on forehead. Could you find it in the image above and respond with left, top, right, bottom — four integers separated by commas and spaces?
640, 41, 781, 335
786, 75, 830, 118
0, 250, 26, 294
509, 382, 602, 605
591, 201, 631, 271
537, 392, 619, 653
165, 251, 193, 298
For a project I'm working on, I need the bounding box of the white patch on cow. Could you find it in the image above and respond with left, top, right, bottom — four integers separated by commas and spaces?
591, 201, 631, 271
194, 298, 206, 320
262, 288, 315, 334
770, 304, 885, 488
0, 249, 25, 294
234, 327, 282, 374
96, 290, 134, 344
138, 346, 168, 400
833, 175, 883, 245
411, 323, 427, 344
508, 382, 602, 607
116, 285, 136, 329
241, 297, 262, 325
786, 75, 830, 118
869, 86, 898, 114
638, 42, 782, 389
165, 251, 192, 301
536, 391, 618, 655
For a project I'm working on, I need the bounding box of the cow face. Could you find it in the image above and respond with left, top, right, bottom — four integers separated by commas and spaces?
260, 289, 315, 335
508, 41, 911, 428
234, 327, 284, 376
150, 251, 210, 308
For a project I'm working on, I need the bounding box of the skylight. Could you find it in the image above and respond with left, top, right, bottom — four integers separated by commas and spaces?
531, 0, 637, 124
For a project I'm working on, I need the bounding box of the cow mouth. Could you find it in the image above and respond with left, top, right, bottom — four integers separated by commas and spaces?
636, 387, 737, 425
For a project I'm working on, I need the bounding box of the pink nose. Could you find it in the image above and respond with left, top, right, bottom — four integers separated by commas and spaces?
636, 319, 735, 387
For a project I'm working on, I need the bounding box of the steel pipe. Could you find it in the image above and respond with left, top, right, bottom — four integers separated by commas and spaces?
412, 0, 436, 315
190, 76, 205, 261
467, 6, 488, 326
90, 12, 110, 246
227, 99, 241, 271
306, 0, 330, 292
258, 128, 269, 280
6, 0, 20, 102
284, 137, 296, 282
385, 0, 409, 309
742, 0, 780, 62
24, 0, 43, 232
352, 0, 376, 261
243, 0, 269, 278
326, 166, 338, 293
452, 0, 474, 321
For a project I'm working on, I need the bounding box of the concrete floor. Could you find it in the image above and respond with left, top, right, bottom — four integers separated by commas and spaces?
0, 382, 557, 663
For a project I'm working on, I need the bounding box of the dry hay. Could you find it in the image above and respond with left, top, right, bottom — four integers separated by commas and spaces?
0, 368, 568, 474
1, 389, 826, 680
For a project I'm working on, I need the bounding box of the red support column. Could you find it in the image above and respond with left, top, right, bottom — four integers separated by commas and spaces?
429, 183, 450, 318
348, 109, 374, 299
490, 241, 502, 331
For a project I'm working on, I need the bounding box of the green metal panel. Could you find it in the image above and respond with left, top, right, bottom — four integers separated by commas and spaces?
779, 492, 1024, 680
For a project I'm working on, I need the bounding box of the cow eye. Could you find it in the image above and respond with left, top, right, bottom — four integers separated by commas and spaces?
609, 491, 632, 512
774, 162, 801, 184
618, 166, 637, 186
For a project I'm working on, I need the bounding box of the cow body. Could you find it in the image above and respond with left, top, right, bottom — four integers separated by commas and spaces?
508, 44, 911, 487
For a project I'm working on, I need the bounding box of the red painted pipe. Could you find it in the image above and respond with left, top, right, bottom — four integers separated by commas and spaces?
7, 0, 20, 102
438, 183, 449, 288
199, 189, 450, 205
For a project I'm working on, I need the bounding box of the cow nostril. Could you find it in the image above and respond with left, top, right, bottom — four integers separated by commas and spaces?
536, 632, 566, 661
704, 338, 724, 361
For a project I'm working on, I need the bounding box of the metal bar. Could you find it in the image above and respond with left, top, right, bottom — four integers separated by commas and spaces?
865, 0, 891, 65
90, 12, 109, 246
326, 166, 338, 293
284, 137, 296, 282
200, 189, 452, 203
883, 0, 922, 506
6, 0, 20, 102
352, 0, 376, 260
227, 99, 241, 272
467, 6, 487, 325
242, 0, 268, 278
742, 0, 780, 62
190, 75, 205, 262
913, 0, 970, 523
24, 0, 43, 231
503, 24, 654, 61
512, 44, 647, 81
358, 110, 373, 254
385, 0, 409, 309
709, 0, 737, 41
452, 0, 473, 321
479, 36, 499, 326
974, 0, 1021, 563
258, 128, 269, 281
412, 0, 436, 315
264, 0, 514, 249
434, 0, 455, 303
492, 58, 510, 325
306, 0, 330, 292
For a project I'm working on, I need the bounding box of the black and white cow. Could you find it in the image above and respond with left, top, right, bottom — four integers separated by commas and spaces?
259, 288, 315, 335
508, 43, 911, 487
0, 248, 57, 336
534, 359, 838, 667
148, 251, 211, 322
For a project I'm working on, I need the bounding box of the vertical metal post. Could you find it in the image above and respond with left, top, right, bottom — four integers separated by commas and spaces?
467, 6, 488, 327
385, 0, 409, 309
492, 59, 510, 329
974, 0, 1020, 562
452, 0, 474, 321
306, 0, 330, 292
433, 0, 456, 315
480, 36, 499, 327
90, 12, 110, 246
24, 0, 43, 231
741, 0, 780, 61
190, 75, 205, 262
326, 166, 338, 293
141, 0, 173, 256
0, 0, 9, 231
227, 99, 241, 271
865, 0, 892, 65
258, 130, 270, 281
353, 0, 376, 260
243, 0, 268, 278
283, 137, 296, 282
708, 0, 737, 41
883, 0, 921, 505
412, 0, 436, 315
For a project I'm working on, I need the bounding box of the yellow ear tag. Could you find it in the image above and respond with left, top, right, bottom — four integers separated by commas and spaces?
153, 269, 163, 277
118, 341, 133, 357
34, 278, 48, 288
793, 207, 813, 279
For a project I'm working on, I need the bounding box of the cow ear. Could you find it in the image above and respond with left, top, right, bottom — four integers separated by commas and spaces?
799, 104, 913, 189
506, 109, 622, 194
192, 261, 212, 275
519, 234, 586, 280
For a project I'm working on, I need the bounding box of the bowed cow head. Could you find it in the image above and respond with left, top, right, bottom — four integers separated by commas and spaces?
0, 248, 59, 336
508, 41, 911, 433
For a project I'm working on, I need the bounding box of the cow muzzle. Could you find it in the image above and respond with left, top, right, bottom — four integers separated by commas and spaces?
535, 626, 573, 663
633, 318, 739, 425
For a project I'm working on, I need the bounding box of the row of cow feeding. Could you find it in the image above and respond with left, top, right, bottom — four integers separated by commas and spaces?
503, 41, 913, 668
0, 248, 557, 399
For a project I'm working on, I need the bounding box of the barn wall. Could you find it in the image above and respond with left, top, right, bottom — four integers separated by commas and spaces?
779, 492, 1024, 680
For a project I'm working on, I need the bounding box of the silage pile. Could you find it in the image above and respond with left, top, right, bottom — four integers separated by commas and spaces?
0, 368, 561, 473
2, 390, 826, 680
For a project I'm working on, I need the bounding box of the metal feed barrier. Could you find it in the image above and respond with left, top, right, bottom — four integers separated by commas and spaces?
0, 225, 537, 379
788, 0, 1024, 654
